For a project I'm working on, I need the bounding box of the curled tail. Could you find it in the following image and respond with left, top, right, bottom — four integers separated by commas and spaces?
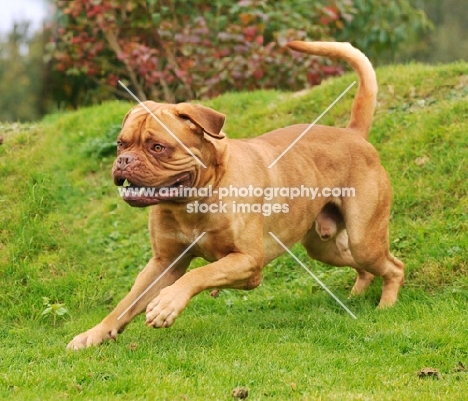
287, 41, 377, 140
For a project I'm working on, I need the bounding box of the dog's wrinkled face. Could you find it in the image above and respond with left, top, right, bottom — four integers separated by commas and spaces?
112, 101, 225, 207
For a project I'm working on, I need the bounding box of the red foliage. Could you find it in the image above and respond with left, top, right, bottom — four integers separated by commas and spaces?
48, 0, 355, 103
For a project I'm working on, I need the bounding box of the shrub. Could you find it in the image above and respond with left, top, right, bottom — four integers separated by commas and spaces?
46, 0, 430, 105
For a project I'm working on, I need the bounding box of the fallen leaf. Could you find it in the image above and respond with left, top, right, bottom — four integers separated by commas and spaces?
415, 155, 430, 166
232, 386, 249, 399
291, 382, 297, 391
417, 367, 441, 379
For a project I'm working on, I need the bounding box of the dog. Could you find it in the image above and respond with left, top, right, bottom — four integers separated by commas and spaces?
67, 41, 404, 350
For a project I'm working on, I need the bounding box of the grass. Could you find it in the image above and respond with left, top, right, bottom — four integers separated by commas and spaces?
0, 62, 467, 400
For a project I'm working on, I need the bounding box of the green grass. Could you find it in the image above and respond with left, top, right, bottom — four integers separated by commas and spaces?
1, 62, 467, 400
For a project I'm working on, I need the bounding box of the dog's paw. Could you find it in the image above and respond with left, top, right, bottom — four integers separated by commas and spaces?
66, 325, 117, 350
145, 287, 190, 328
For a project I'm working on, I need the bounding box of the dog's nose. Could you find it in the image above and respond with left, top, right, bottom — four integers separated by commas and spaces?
116, 154, 135, 169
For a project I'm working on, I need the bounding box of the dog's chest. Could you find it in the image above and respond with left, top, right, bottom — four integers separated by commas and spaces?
174, 228, 233, 262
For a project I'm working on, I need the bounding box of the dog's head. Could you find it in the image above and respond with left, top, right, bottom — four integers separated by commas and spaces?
112, 101, 226, 207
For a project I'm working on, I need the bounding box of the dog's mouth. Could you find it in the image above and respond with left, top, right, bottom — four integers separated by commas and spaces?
115, 172, 193, 207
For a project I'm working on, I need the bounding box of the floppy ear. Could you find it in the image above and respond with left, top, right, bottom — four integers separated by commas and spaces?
175, 103, 226, 139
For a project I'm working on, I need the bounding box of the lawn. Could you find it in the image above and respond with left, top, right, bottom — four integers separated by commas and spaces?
0, 62, 467, 400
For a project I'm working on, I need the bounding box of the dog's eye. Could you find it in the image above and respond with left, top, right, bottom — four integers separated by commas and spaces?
153, 144, 165, 153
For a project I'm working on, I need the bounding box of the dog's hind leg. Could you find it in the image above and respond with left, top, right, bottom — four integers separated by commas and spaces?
347, 236, 404, 308
342, 179, 405, 308
302, 227, 375, 295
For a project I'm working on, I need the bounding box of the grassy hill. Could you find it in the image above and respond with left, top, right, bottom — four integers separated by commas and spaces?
0, 62, 467, 400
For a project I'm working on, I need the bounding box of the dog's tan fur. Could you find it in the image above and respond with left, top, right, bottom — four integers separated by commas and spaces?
68, 41, 404, 350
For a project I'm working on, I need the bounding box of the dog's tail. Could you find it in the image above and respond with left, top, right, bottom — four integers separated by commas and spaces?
287, 41, 377, 140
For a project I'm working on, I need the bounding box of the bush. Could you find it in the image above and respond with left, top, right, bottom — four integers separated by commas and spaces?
46, 0, 430, 105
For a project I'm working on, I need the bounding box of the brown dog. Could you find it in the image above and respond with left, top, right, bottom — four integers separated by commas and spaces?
67, 42, 404, 350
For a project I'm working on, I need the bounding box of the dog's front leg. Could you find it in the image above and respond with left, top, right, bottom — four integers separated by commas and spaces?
67, 256, 190, 350
146, 252, 262, 328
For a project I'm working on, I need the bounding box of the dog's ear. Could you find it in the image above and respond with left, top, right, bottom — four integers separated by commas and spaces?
175, 103, 226, 139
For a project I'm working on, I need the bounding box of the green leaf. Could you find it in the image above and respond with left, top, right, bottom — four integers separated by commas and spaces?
41, 307, 52, 316
51, 303, 59, 311
56, 307, 68, 316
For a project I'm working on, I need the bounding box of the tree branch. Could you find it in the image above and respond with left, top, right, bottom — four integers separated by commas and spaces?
103, 29, 147, 101
151, 29, 194, 100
